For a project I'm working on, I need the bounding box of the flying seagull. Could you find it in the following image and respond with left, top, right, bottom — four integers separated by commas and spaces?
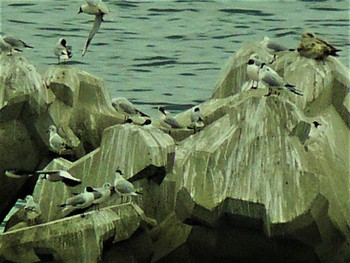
5, 169, 81, 187
78, 0, 109, 57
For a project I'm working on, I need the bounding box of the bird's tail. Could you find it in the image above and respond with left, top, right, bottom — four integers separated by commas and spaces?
285, 84, 303, 96
24, 43, 33, 49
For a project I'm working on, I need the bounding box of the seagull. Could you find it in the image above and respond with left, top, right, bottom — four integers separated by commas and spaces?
78, 0, 109, 57
113, 170, 141, 197
297, 31, 340, 60
246, 54, 264, 89
0, 34, 33, 54
112, 97, 150, 122
86, 183, 113, 210
5, 169, 81, 187
188, 107, 204, 132
259, 63, 303, 97
24, 195, 41, 221
158, 107, 183, 129
53, 38, 73, 64
37, 170, 82, 187
260, 36, 293, 63
59, 187, 95, 213
48, 125, 71, 154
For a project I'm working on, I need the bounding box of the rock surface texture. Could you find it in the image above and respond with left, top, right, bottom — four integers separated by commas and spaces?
0, 41, 349, 262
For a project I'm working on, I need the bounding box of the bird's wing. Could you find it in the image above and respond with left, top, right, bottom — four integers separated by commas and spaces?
86, 0, 100, 7
3, 35, 32, 48
82, 14, 103, 57
261, 71, 283, 87
5, 170, 33, 178
266, 41, 288, 52
119, 101, 139, 115
165, 116, 183, 128
66, 194, 87, 206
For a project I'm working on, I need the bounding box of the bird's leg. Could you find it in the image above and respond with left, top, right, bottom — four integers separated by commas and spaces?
250, 81, 258, 90
264, 88, 272, 97
269, 54, 277, 64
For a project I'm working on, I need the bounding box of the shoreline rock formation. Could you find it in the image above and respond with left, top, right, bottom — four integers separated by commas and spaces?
0, 41, 349, 262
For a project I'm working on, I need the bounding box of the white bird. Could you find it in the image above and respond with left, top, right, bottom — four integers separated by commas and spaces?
260, 36, 290, 54
24, 195, 41, 221
5, 169, 81, 187
188, 107, 204, 132
78, 0, 109, 57
53, 38, 73, 63
48, 125, 71, 154
113, 170, 141, 196
158, 107, 183, 129
112, 97, 150, 121
86, 183, 113, 209
246, 54, 264, 89
59, 187, 95, 213
0, 34, 33, 54
259, 63, 303, 96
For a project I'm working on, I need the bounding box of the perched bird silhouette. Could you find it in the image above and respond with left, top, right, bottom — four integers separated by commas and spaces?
259, 63, 303, 97
53, 38, 73, 63
78, 0, 109, 57
297, 31, 340, 60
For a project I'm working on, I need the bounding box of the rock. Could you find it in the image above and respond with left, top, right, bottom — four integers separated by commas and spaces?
1, 40, 349, 262
166, 42, 350, 262
0, 203, 155, 263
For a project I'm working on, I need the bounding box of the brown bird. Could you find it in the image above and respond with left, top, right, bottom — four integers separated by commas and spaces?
297, 31, 341, 60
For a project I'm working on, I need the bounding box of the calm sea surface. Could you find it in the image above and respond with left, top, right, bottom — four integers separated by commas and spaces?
0, 0, 349, 230
0, 0, 349, 118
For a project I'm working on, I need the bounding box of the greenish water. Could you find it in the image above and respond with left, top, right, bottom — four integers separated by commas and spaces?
0, 0, 349, 118
0, 0, 349, 231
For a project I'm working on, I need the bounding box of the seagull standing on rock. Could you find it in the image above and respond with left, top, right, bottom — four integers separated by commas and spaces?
24, 195, 41, 222
86, 183, 113, 210
188, 107, 204, 132
59, 187, 95, 214
158, 107, 183, 130
0, 34, 33, 54
259, 63, 303, 97
48, 125, 71, 155
113, 170, 141, 197
112, 97, 150, 122
78, 0, 109, 57
246, 54, 264, 89
53, 38, 73, 64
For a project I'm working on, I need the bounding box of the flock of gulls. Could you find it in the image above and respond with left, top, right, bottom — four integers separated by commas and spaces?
0, 0, 342, 225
